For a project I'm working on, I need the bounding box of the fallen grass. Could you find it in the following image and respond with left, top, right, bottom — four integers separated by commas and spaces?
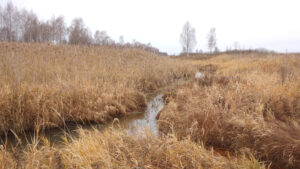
157, 54, 300, 168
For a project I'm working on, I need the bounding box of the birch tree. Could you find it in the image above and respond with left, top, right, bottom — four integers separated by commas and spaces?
180, 21, 197, 54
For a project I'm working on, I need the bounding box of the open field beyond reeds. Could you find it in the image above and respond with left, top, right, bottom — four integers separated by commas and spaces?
0, 43, 299, 169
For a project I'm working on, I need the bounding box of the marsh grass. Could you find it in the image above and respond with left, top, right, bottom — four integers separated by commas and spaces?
157, 54, 300, 168
0, 42, 196, 135
0, 43, 297, 168
0, 127, 267, 169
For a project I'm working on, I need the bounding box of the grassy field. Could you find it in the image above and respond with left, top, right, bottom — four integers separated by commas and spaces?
158, 53, 300, 168
0, 42, 195, 134
0, 43, 299, 168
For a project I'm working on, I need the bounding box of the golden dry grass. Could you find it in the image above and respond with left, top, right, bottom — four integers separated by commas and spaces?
157, 53, 300, 168
0, 127, 266, 169
0, 42, 195, 134
1, 43, 296, 169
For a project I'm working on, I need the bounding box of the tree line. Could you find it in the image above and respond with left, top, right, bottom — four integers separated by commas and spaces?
0, 2, 165, 55
179, 21, 276, 55
180, 21, 217, 55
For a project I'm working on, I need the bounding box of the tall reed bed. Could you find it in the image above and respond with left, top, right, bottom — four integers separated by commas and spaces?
157, 54, 300, 168
0, 42, 196, 134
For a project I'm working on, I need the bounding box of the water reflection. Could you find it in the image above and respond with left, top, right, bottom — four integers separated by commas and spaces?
1, 94, 164, 147
119, 94, 164, 135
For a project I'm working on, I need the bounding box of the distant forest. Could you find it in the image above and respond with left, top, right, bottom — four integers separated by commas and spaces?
0, 2, 167, 55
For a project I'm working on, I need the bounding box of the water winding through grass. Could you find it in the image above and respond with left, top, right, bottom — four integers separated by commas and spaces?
1, 94, 164, 148
117, 94, 164, 135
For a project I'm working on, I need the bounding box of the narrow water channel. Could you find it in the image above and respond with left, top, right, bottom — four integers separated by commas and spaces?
118, 94, 164, 135
0, 94, 164, 148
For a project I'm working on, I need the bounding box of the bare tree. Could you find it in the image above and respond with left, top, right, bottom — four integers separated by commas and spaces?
68, 18, 92, 45
94, 30, 104, 45
119, 36, 124, 46
14, 10, 24, 41
207, 28, 217, 53
94, 30, 113, 45
0, 6, 3, 40
49, 16, 56, 42
1, 2, 19, 41
180, 21, 197, 54
55, 16, 66, 43
22, 11, 40, 42
0, 5, 2, 26
0, 1, 162, 51
17, 9, 30, 42
50, 16, 66, 44
39, 21, 52, 42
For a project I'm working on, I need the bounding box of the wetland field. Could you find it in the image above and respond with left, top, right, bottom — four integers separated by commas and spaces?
0, 42, 299, 169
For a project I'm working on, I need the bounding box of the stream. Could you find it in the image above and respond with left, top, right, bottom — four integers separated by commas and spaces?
118, 94, 164, 135
0, 94, 164, 148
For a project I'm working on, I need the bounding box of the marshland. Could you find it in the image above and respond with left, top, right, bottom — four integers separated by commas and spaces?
0, 1, 300, 169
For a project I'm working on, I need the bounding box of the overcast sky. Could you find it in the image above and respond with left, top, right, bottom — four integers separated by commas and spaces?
1, 0, 300, 54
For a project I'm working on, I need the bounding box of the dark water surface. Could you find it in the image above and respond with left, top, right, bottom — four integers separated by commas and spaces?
0, 94, 164, 148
